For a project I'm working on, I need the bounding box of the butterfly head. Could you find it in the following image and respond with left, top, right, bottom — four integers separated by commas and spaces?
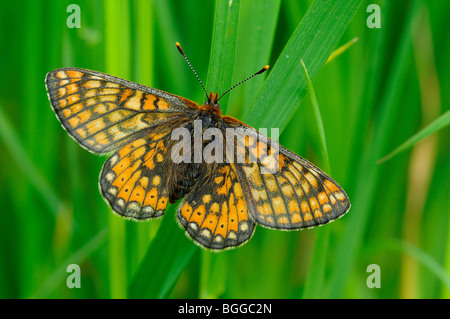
200, 92, 222, 114
206, 92, 220, 107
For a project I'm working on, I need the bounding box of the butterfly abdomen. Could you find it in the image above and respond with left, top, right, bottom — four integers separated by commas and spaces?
169, 162, 202, 203
167, 118, 201, 203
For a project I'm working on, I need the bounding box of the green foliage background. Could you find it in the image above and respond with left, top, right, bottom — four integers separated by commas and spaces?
0, 0, 448, 299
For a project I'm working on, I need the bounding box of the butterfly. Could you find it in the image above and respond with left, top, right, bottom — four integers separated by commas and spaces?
45, 44, 350, 250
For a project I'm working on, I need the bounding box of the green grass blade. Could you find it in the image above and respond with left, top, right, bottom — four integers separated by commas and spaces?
326, 37, 359, 65
0, 107, 63, 216
326, 0, 425, 298
30, 229, 107, 298
302, 228, 330, 298
232, 0, 281, 115
128, 207, 198, 299
378, 110, 450, 163
134, 0, 154, 87
200, 252, 227, 298
152, 0, 189, 95
104, 0, 131, 299
244, 0, 363, 130
400, 242, 450, 292
205, 0, 240, 113
300, 60, 331, 298
444, 205, 450, 298
376, 239, 450, 291
300, 59, 331, 173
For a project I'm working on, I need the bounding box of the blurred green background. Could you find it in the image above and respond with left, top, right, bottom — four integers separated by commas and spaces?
0, 0, 448, 299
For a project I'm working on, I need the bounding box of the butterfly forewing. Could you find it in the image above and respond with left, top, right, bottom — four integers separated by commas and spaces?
225, 118, 350, 230
45, 68, 197, 154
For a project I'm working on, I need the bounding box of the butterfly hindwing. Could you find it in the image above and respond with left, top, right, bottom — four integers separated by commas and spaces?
45, 67, 199, 154
99, 127, 178, 219
177, 162, 256, 250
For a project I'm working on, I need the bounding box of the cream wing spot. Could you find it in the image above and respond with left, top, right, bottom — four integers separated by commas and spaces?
152, 175, 161, 186
105, 172, 115, 182
142, 206, 154, 216
335, 192, 346, 201
115, 198, 126, 209
108, 187, 118, 196
200, 229, 211, 239
227, 232, 237, 240
239, 222, 249, 232
127, 202, 141, 212
188, 223, 198, 231
109, 154, 119, 166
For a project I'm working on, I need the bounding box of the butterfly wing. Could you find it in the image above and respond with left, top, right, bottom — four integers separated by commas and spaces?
45, 67, 199, 154
46, 67, 200, 219
177, 161, 256, 250
224, 117, 350, 230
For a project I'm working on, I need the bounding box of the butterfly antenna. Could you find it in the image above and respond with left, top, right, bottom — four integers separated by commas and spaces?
176, 42, 208, 100
217, 65, 269, 102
